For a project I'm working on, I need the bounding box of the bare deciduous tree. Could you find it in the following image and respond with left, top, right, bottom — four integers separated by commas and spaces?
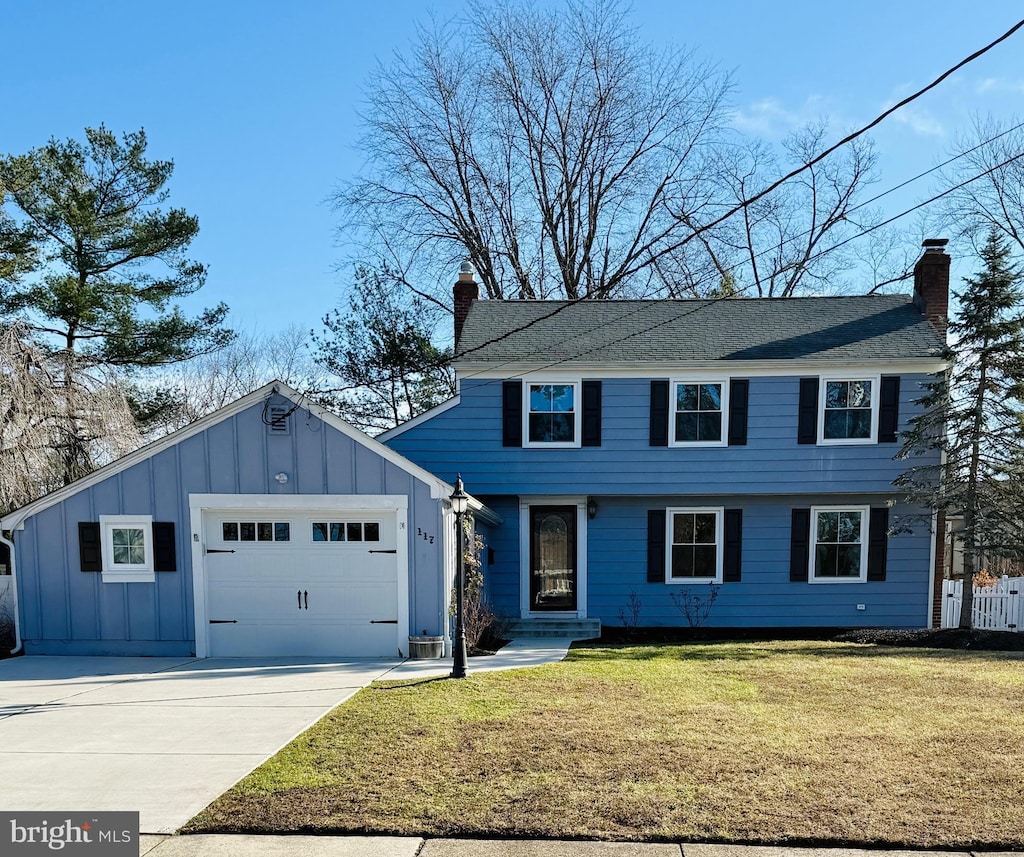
338, 0, 732, 302
939, 114, 1024, 258
0, 324, 139, 514
134, 325, 324, 437
665, 123, 895, 297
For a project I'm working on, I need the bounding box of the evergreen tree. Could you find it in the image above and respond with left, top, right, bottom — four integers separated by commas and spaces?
0, 126, 232, 484
312, 267, 455, 434
896, 230, 1024, 628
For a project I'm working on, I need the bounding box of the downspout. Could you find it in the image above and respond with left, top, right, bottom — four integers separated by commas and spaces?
0, 529, 23, 655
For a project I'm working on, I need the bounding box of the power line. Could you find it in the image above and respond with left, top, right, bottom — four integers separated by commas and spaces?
312, 18, 1024, 401
406, 16, 1024, 371
320, 144, 1023, 400
462, 148, 1024, 382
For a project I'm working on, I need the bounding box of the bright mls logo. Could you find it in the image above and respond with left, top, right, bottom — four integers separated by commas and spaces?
1, 812, 137, 854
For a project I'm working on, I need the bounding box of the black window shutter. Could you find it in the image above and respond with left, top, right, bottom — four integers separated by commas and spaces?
790, 508, 811, 582
878, 376, 901, 443
723, 508, 743, 582
154, 522, 177, 572
649, 380, 669, 447
797, 378, 818, 444
502, 381, 523, 447
79, 522, 102, 572
728, 379, 749, 446
647, 510, 666, 582
867, 507, 889, 581
582, 380, 602, 447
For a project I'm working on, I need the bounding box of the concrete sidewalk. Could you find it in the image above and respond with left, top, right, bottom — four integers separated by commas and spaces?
137, 835, 1018, 856
385, 637, 575, 680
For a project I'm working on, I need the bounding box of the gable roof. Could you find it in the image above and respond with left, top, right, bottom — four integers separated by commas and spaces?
1, 381, 500, 530
455, 295, 945, 367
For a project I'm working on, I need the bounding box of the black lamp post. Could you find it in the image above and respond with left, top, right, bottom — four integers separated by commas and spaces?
449, 474, 469, 679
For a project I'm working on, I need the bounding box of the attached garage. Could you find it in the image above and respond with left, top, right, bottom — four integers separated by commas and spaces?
1, 382, 498, 658
192, 495, 409, 658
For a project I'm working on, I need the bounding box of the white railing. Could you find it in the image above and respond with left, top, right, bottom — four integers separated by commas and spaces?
941, 575, 1022, 631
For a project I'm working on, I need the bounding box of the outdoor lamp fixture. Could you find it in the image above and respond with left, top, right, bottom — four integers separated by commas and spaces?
587, 496, 598, 520
450, 474, 470, 679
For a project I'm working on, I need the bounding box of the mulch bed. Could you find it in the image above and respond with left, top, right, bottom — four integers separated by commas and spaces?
597, 625, 1024, 651
835, 627, 1024, 650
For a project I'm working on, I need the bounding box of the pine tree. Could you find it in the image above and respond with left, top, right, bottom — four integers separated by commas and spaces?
0, 126, 232, 484
896, 230, 1024, 628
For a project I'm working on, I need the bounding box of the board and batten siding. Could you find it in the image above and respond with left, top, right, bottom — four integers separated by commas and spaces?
385, 375, 939, 496
16, 399, 446, 655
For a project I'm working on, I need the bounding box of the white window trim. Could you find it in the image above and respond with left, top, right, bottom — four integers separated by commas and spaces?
669, 378, 729, 448
809, 505, 869, 584
99, 514, 155, 584
665, 506, 724, 584
522, 379, 582, 449
818, 375, 880, 446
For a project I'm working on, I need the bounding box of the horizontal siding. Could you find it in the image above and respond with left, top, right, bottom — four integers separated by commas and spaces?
470, 494, 932, 630
386, 375, 940, 496
586, 496, 931, 629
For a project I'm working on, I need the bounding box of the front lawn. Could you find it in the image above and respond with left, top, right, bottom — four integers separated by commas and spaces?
187, 641, 1024, 847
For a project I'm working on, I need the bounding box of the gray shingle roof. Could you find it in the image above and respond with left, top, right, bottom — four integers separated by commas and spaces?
455, 295, 944, 364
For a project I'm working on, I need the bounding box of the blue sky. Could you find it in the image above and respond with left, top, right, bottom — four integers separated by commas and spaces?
4, 1, 1023, 335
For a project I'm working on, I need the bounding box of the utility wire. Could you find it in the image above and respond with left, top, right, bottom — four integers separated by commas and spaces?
312, 18, 1024, 400
382, 15, 1024, 373
324, 144, 1024, 400
459, 148, 1024, 383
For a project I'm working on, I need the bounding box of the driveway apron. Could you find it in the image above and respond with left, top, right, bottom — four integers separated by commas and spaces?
0, 656, 399, 833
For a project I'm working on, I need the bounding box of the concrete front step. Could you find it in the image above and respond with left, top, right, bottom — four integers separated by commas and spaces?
508, 619, 601, 641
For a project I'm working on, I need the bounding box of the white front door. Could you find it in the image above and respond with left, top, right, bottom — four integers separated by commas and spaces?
202, 508, 400, 657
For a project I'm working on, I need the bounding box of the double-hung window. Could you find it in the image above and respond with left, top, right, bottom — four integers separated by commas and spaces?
810, 506, 868, 583
525, 382, 580, 447
666, 507, 723, 583
820, 377, 877, 443
671, 380, 727, 446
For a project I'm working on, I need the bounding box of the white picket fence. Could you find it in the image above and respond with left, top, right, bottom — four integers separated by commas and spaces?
941, 575, 1022, 631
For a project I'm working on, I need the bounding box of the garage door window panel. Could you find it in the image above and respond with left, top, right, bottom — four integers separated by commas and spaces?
223, 521, 290, 542
312, 521, 382, 543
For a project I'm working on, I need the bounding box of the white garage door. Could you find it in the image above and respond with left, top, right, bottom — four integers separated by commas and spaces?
203, 508, 400, 657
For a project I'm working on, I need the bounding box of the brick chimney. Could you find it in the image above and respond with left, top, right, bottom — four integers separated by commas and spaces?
453, 261, 479, 350
913, 238, 950, 338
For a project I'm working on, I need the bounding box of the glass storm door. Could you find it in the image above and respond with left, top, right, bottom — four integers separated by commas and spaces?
529, 506, 577, 611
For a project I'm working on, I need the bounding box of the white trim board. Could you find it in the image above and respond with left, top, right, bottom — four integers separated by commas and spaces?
2, 380, 464, 531
378, 395, 460, 442
454, 359, 947, 378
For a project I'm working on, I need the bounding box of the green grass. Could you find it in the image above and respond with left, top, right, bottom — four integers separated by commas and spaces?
187, 641, 1024, 847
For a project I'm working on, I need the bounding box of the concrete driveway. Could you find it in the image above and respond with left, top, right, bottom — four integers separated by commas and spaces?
0, 656, 400, 834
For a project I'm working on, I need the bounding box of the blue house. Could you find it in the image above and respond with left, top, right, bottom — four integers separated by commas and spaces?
382, 240, 952, 634
0, 386, 499, 657
0, 241, 950, 657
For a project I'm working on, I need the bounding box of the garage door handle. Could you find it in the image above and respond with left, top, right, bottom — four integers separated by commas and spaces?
209, 619, 237, 624
368, 549, 397, 554
371, 619, 398, 624
304, 590, 309, 610
207, 549, 236, 554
